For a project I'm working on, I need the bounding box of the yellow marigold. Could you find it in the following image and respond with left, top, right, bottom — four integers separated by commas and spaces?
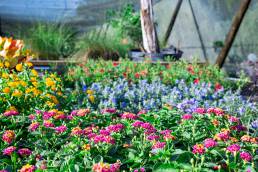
46, 101, 55, 107
8, 82, 18, 88
15, 63, 23, 72
82, 144, 91, 151
26, 62, 33, 67
3, 87, 10, 93
57, 91, 63, 96
31, 77, 37, 82
2, 73, 9, 79
12, 90, 22, 97
89, 95, 95, 103
4, 61, 10, 68
32, 82, 38, 87
31, 69, 38, 76
33, 89, 42, 96
20, 81, 27, 87
45, 78, 55, 87
87, 89, 94, 95
9, 106, 17, 111
0, 62, 4, 68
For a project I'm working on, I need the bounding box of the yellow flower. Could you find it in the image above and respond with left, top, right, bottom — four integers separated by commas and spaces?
31, 69, 38, 76
15, 63, 23, 72
4, 61, 10, 68
82, 144, 91, 151
20, 81, 27, 87
12, 90, 22, 97
45, 78, 55, 87
32, 81, 38, 87
0, 62, 4, 68
2, 73, 9, 79
86, 89, 94, 95
89, 95, 95, 103
3, 87, 10, 93
26, 62, 33, 67
8, 82, 18, 88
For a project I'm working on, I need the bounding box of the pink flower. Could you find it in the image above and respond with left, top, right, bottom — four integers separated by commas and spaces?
93, 135, 115, 144
3, 146, 16, 156
204, 138, 217, 148
92, 162, 120, 172
182, 114, 193, 120
106, 124, 124, 133
152, 142, 166, 150
240, 152, 252, 162
147, 134, 160, 141
160, 130, 172, 135
101, 108, 117, 114
76, 109, 90, 117
192, 144, 205, 154
137, 110, 148, 115
18, 148, 32, 157
121, 112, 138, 120
28, 114, 36, 120
29, 122, 40, 131
213, 108, 224, 116
20, 164, 36, 172
71, 127, 83, 136
2, 130, 15, 144
229, 116, 239, 123
195, 108, 206, 114
43, 111, 55, 120
43, 120, 55, 128
132, 121, 144, 127
0, 170, 8, 172
226, 144, 241, 153
55, 125, 67, 134
66, 115, 74, 120
99, 129, 110, 136
3, 110, 19, 117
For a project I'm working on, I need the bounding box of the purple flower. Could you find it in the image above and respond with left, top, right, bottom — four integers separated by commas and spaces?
240, 152, 252, 162
226, 144, 241, 153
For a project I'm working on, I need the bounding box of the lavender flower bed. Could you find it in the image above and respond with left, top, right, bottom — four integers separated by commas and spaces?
77, 79, 257, 120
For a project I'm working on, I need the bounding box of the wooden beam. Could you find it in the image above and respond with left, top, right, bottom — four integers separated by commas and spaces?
163, 0, 183, 46
216, 0, 252, 68
188, 0, 209, 63
140, 0, 160, 53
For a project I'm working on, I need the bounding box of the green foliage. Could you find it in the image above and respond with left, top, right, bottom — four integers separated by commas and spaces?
108, 4, 142, 47
24, 22, 77, 60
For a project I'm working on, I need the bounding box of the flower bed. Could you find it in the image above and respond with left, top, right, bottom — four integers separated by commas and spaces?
0, 39, 257, 172
0, 107, 257, 171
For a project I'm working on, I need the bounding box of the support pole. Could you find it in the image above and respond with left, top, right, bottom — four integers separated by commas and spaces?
216, 0, 251, 68
163, 0, 183, 46
140, 0, 160, 53
188, 0, 209, 63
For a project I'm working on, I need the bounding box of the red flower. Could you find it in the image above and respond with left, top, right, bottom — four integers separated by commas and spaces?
135, 73, 140, 79
215, 83, 223, 91
187, 65, 195, 75
113, 62, 119, 67
123, 72, 127, 78
194, 78, 200, 84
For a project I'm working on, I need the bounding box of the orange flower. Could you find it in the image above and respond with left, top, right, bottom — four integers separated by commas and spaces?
82, 144, 91, 151
15, 63, 23, 72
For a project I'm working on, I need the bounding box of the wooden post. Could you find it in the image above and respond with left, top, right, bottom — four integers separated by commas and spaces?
188, 0, 209, 63
140, 0, 160, 53
163, 0, 183, 46
216, 0, 251, 68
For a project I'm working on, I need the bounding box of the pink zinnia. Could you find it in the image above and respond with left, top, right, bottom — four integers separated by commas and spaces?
29, 122, 40, 131
192, 144, 205, 154
43, 111, 55, 120
229, 116, 239, 123
195, 108, 206, 114
240, 152, 252, 162
55, 125, 67, 134
152, 141, 166, 150
182, 114, 193, 120
3, 110, 19, 117
20, 164, 36, 172
43, 120, 55, 128
101, 108, 117, 114
226, 144, 241, 153
28, 114, 36, 120
138, 110, 148, 115
18, 148, 32, 157
2, 130, 15, 144
160, 130, 172, 135
99, 129, 110, 136
147, 134, 160, 141
204, 138, 217, 148
106, 124, 124, 133
3, 146, 16, 156
213, 108, 224, 116
121, 112, 138, 120
132, 121, 144, 127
